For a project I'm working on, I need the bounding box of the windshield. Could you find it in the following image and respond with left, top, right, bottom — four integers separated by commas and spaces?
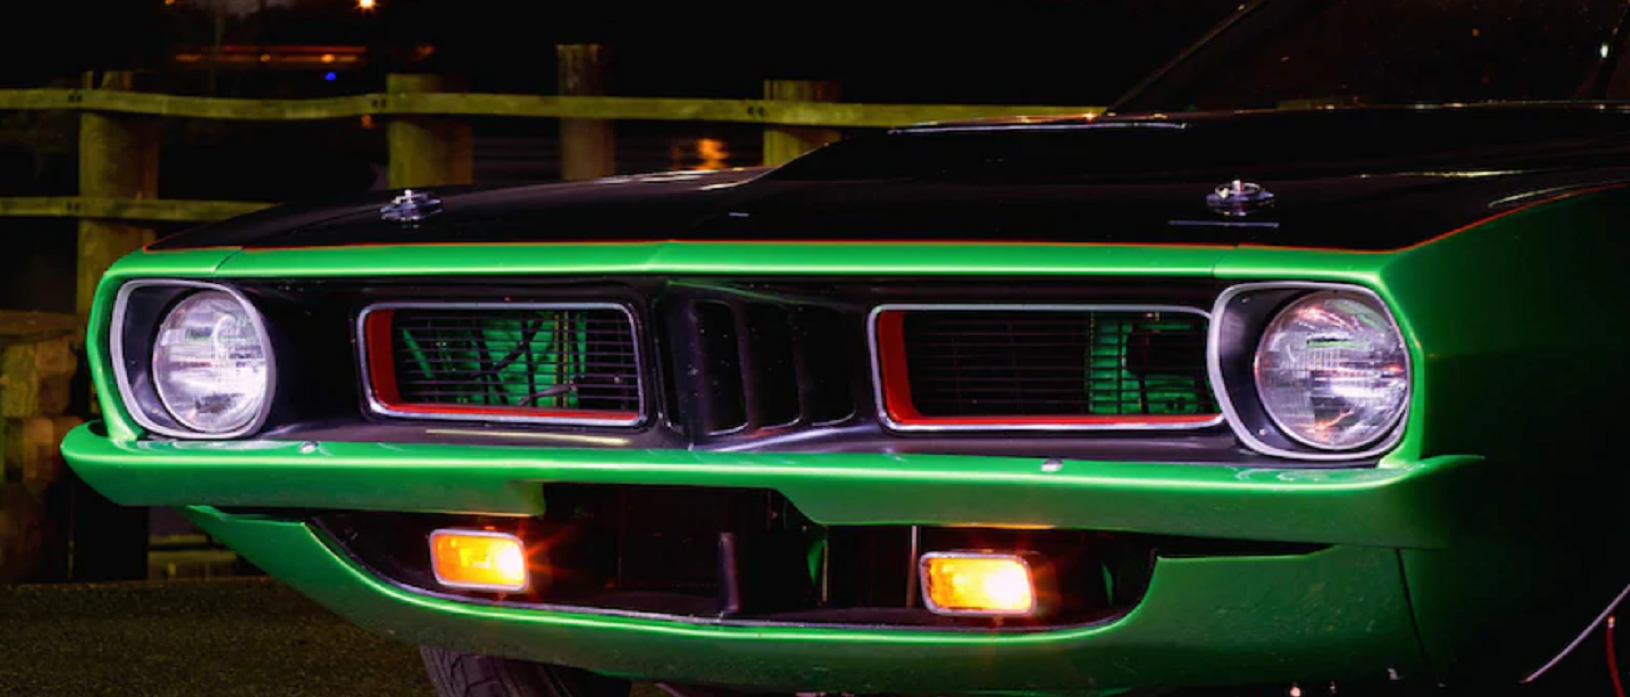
1114, 0, 1630, 112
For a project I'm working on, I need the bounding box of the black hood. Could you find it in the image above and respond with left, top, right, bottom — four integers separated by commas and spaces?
151, 105, 1630, 252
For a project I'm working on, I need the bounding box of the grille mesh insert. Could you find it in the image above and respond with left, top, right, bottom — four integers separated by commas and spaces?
883, 308, 1216, 423
372, 305, 640, 420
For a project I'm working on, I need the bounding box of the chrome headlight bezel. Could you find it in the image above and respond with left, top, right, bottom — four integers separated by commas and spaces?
110, 279, 277, 439
1208, 281, 1411, 461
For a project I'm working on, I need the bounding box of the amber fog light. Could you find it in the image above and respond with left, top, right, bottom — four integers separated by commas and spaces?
920, 552, 1051, 617
429, 530, 529, 592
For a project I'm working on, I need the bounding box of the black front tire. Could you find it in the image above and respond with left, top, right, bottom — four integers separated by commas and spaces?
421, 647, 633, 697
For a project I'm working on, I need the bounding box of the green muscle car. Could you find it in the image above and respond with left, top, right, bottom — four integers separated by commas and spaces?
58, 0, 1630, 695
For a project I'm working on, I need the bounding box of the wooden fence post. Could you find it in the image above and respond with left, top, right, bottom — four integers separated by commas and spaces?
387, 74, 473, 189
70, 70, 154, 583
763, 80, 842, 166
558, 45, 614, 181
78, 71, 158, 317
0, 312, 82, 583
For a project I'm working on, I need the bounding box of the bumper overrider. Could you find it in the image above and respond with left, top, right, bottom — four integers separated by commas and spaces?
58, 238, 1622, 694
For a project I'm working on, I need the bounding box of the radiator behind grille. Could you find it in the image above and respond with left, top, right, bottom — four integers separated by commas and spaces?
361, 303, 642, 424
872, 306, 1220, 430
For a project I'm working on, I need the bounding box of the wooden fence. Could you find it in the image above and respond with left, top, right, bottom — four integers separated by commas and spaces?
1, 55, 1098, 315
0, 45, 1098, 580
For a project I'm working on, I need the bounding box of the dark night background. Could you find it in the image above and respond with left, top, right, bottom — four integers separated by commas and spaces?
0, 0, 1223, 97
0, 0, 1234, 314
0, 0, 1225, 312
4, 0, 1616, 312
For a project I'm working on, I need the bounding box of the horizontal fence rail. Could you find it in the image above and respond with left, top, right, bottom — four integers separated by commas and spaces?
0, 89, 1097, 129
0, 197, 271, 223
0, 87, 1099, 224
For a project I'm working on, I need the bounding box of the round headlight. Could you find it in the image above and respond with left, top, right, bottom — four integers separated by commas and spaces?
152, 290, 272, 435
1254, 290, 1408, 451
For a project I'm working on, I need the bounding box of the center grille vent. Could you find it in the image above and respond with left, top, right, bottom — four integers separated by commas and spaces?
870, 305, 1220, 431
359, 303, 643, 425
670, 300, 856, 437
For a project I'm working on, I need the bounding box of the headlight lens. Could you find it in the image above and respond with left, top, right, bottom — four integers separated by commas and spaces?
152, 290, 271, 434
1254, 291, 1408, 451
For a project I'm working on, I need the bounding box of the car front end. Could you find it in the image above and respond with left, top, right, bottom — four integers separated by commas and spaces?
61, 107, 1630, 695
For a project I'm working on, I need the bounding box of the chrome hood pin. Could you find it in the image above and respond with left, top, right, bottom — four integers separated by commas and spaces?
1206, 180, 1274, 217
380, 189, 444, 223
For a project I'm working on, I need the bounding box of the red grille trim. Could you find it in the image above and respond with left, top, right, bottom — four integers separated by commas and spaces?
870, 306, 1223, 431
357, 303, 643, 425
363, 309, 403, 406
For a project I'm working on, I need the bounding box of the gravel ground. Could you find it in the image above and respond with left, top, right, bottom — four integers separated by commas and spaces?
0, 578, 436, 697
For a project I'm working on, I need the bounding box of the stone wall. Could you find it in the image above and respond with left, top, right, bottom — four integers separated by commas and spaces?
0, 310, 81, 582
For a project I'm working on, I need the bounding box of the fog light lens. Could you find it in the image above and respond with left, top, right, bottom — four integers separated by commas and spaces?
429, 530, 529, 592
920, 552, 1037, 616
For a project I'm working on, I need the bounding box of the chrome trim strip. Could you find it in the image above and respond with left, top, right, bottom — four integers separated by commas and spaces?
906, 526, 921, 609
893, 121, 1188, 134
918, 551, 1038, 617
1206, 282, 1410, 461
427, 529, 530, 593
1487, 178, 1630, 210
865, 303, 1223, 433
1521, 579, 1630, 683
355, 301, 645, 427
110, 279, 278, 440
421, 429, 634, 447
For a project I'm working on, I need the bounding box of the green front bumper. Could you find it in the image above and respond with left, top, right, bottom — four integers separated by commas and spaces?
62, 424, 1479, 693
61, 426, 1479, 548
189, 510, 1420, 694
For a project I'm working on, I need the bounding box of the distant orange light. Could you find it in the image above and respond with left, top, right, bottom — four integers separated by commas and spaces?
357, 0, 377, 10
321, 53, 336, 64
697, 138, 729, 170
429, 530, 528, 592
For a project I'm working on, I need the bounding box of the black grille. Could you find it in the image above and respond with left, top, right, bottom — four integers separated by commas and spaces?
375, 305, 641, 418
894, 308, 1216, 419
